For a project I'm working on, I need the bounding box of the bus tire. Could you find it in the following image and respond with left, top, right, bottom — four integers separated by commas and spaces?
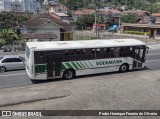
63, 69, 75, 80
119, 64, 129, 73
0, 66, 6, 73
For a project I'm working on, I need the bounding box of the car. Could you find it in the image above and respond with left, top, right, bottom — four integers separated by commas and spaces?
0, 47, 4, 52
0, 55, 25, 72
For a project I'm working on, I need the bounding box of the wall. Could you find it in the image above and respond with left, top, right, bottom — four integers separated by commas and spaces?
36, 22, 60, 41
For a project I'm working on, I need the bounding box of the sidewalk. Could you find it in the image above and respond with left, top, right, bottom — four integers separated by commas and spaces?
0, 82, 70, 107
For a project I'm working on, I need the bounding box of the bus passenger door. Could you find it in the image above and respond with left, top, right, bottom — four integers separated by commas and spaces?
133, 48, 145, 69
54, 57, 61, 77
47, 55, 54, 79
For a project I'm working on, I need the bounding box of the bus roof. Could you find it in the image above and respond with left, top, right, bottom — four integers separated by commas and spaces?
26, 39, 146, 51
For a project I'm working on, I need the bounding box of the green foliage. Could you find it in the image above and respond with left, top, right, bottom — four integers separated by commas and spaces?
60, 0, 93, 10
76, 14, 95, 30
123, 30, 150, 35
0, 12, 29, 44
121, 14, 138, 23
0, 39, 6, 46
88, 4, 97, 9
59, 0, 160, 13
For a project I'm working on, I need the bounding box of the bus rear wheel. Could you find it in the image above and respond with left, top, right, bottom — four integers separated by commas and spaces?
63, 69, 75, 80
119, 64, 129, 72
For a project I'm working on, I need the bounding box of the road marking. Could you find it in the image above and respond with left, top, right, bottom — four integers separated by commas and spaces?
146, 59, 160, 63
147, 53, 160, 56
0, 73, 26, 77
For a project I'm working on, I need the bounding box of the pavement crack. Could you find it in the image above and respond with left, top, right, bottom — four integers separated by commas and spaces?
0, 95, 70, 107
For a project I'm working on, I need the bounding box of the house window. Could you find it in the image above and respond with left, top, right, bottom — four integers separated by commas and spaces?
157, 30, 160, 35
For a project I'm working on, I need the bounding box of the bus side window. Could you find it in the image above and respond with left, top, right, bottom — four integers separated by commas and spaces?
104, 48, 111, 58
77, 50, 81, 55
65, 50, 68, 55
81, 49, 85, 54
119, 47, 124, 57
71, 50, 75, 55
114, 48, 120, 58
110, 48, 114, 57
96, 49, 100, 54
92, 49, 96, 54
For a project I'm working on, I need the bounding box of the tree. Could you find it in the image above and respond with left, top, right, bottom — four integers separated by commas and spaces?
76, 14, 95, 30
88, 4, 97, 9
121, 13, 139, 23
0, 12, 29, 44
0, 13, 16, 43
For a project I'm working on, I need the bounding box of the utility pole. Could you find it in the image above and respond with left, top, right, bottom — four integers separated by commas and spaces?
97, 6, 99, 38
95, 0, 100, 38
95, 12, 97, 37
119, 14, 121, 30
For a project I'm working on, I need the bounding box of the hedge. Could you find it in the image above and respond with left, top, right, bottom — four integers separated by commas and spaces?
123, 30, 150, 35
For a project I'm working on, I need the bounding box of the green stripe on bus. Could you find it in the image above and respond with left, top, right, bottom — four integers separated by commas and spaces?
61, 63, 67, 70
83, 61, 89, 68
76, 62, 83, 69
35, 64, 47, 73
35, 64, 56, 73
72, 62, 79, 70
65, 63, 73, 69
80, 62, 86, 69
88, 61, 94, 68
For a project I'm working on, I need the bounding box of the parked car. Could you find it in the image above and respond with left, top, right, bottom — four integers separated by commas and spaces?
0, 55, 25, 72
0, 47, 4, 52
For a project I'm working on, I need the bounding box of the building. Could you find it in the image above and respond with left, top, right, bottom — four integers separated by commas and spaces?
43, 0, 59, 5
122, 23, 160, 38
49, 3, 68, 14
152, 13, 160, 24
123, 10, 151, 24
55, 13, 74, 23
0, 0, 41, 13
22, 0, 41, 13
0, 0, 23, 12
73, 9, 95, 20
21, 13, 74, 41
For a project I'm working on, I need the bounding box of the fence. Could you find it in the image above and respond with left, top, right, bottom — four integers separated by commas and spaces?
73, 30, 157, 44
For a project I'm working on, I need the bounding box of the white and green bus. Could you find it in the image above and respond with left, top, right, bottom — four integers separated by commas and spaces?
25, 39, 148, 80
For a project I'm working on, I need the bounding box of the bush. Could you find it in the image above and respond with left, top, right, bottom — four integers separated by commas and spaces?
123, 30, 150, 35
0, 39, 6, 47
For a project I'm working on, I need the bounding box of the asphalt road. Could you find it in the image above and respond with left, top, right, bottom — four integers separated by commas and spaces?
0, 49, 160, 89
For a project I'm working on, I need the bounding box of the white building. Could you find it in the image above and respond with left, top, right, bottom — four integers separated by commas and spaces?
43, 0, 59, 5
0, 0, 41, 13
49, 3, 68, 14
0, 0, 23, 12
22, 0, 41, 13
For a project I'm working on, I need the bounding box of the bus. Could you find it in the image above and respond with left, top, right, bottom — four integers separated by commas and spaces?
25, 39, 148, 80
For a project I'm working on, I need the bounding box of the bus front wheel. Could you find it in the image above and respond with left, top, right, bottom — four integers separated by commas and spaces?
119, 64, 129, 72
63, 69, 75, 80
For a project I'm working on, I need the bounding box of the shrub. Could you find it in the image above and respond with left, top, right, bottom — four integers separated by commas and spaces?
123, 30, 150, 35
